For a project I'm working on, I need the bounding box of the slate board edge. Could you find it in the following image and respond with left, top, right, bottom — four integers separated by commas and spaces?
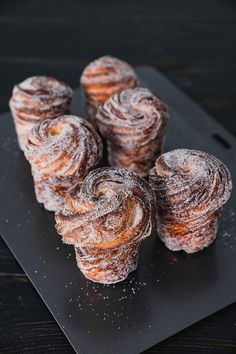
0, 66, 236, 354
2, 227, 236, 354
136, 66, 236, 153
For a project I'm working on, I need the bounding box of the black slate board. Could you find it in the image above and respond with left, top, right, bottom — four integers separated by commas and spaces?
0, 66, 235, 354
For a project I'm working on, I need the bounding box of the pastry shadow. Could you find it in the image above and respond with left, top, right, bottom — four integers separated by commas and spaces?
142, 229, 219, 301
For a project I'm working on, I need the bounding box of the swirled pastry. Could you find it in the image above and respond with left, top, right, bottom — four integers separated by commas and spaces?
96, 87, 169, 176
149, 149, 232, 253
80, 55, 139, 126
9, 76, 73, 150
55, 167, 155, 284
24, 115, 103, 211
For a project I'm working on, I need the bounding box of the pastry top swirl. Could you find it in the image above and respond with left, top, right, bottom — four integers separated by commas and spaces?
24, 115, 103, 180
55, 167, 155, 248
9, 76, 73, 122
96, 87, 169, 147
80, 55, 139, 104
149, 149, 232, 219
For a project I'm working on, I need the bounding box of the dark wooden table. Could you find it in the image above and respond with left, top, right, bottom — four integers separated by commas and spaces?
0, 1, 236, 353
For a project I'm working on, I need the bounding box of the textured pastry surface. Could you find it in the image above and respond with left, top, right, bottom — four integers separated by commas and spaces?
25, 115, 103, 211
149, 149, 232, 253
9, 76, 73, 150
80, 55, 139, 125
75, 241, 140, 284
55, 167, 155, 283
96, 87, 169, 176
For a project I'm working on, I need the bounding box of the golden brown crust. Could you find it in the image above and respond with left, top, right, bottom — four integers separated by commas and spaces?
80, 56, 139, 126
96, 87, 169, 176
149, 149, 232, 253
75, 241, 140, 284
9, 76, 73, 150
55, 167, 155, 283
25, 115, 103, 211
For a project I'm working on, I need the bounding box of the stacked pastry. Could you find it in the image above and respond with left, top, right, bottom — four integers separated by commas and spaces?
149, 149, 232, 253
24, 115, 103, 211
9, 76, 73, 151
80, 55, 139, 126
55, 167, 155, 284
96, 87, 169, 176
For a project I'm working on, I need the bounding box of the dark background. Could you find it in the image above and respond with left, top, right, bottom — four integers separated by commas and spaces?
0, 0, 236, 353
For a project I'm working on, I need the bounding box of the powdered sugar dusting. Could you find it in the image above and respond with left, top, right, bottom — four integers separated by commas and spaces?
9, 75, 73, 150
24, 115, 103, 211
219, 207, 236, 249
81, 55, 138, 87
96, 87, 169, 176
80, 55, 139, 126
55, 167, 155, 283
71, 275, 149, 327
149, 149, 232, 253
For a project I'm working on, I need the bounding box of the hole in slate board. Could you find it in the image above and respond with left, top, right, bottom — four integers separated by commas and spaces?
212, 133, 232, 149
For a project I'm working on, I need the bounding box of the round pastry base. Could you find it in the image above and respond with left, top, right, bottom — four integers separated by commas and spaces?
75, 241, 140, 284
